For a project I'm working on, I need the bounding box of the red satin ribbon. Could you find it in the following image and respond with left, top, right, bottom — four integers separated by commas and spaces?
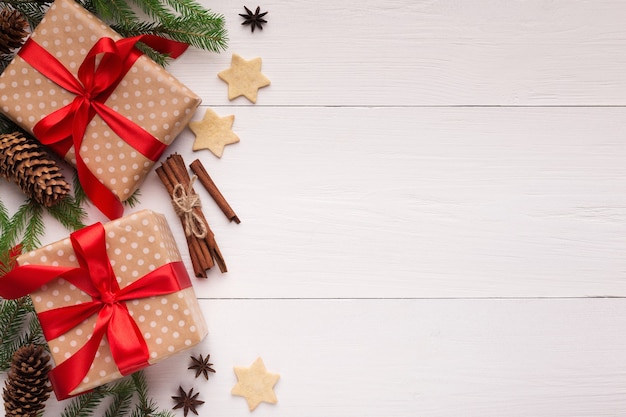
0, 222, 192, 400
17, 35, 189, 219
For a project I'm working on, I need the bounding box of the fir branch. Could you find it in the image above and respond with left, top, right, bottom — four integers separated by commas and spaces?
0, 199, 9, 234
124, 0, 227, 52
123, 189, 141, 208
163, 0, 219, 18
132, 371, 149, 407
102, 378, 135, 417
152, 410, 175, 417
46, 195, 87, 232
61, 391, 104, 417
129, 370, 166, 417
127, 0, 173, 22
25, 306, 46, 346
159, 16, 227, 51
91, 0, 139, 27
20, 201, 44, 251
72, 171, 88, 207
0, 297, 37, 370
1, 199, 44, 253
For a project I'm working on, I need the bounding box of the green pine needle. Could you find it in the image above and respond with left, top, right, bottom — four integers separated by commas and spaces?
102, 378, 135, 417
92, 0, 139, 26
20, 201, 44, 252
123, 189, 141, 208
132, 371, 149, 405
0, 297, 40, 370
72, 172, 88, 207
0, 199, 9, 234
113, 0, 227, 52
46, 195, 87, 232
61, 391, 104, 417
1, 199, 44, 253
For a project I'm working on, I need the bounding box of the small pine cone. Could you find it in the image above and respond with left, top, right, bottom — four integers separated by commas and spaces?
0, 132, 71, 207
3, 345, 53, 417
0, 9, 29, 55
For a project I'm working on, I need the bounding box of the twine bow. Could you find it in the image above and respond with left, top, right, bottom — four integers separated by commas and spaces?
171, 176, 207, 239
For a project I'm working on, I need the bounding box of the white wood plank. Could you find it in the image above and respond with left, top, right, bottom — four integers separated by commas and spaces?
19, 299, 626, 417
10, 106, 625, 298
168, 0, 626, 106
117, 105, 626, 299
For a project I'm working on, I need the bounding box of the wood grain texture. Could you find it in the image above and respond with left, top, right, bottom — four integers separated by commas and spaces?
145, 299, 626, 417
171, 0, 626, 106
1, 0, 626, 415
136, 106, 626, 298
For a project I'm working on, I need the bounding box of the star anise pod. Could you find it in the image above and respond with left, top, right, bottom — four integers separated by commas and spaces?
239, 6, 268, 33
172, 386, 204, 417
188, 353, 216, 380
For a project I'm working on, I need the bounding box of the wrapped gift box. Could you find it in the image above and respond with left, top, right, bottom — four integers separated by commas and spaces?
15, 209, 207, 397
0, 0, 201, 204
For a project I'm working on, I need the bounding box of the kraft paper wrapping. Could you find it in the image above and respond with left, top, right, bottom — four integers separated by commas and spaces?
0, 0, 201, 202
17, 210, 207, 396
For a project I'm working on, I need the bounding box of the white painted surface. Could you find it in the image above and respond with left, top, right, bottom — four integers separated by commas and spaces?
2, 0, 626, 415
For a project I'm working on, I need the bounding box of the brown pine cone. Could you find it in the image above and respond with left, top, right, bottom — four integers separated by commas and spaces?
2, 345, 53, 417
0, 9, 28, 55
0, 132, 71, 207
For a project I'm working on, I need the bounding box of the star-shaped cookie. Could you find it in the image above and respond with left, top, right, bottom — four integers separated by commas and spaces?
231, 357, 280, 411
218, 54, 270, 103
189, 108, 239, 158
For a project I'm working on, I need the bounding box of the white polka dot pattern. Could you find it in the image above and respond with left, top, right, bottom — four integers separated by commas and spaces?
0, 0, 201, 202
18, 209, 207, 396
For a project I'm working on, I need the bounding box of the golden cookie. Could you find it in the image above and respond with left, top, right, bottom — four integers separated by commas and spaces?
218, 54, 270, 103
231, 357, 280, 411
189, 108, 239, 158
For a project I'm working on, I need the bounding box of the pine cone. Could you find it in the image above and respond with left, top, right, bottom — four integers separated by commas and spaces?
3, 345, 53, 417
0, 132, 71, 207
0, 9, 28, 55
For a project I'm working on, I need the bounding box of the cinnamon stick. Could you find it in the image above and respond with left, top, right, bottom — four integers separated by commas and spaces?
156, 153, 227, 276
190, 159, 240, 224
155, 165, 205, 277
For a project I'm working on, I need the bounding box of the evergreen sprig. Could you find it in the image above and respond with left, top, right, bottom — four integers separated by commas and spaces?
0, 199, 9, 234
60, 371, 175, 417
60, 390, 103, 417
46, 194, 87, 231
0, 296, 43, 371
1, 199, 44, 253
96, 0, 227, 52
102, 378, 135, 417
0, 195, 87, 257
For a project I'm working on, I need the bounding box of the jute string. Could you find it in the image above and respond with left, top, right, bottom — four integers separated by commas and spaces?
171, 175, 207, 239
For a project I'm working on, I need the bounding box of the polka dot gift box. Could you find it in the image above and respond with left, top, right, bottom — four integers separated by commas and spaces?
0, 0, 201, 219
0, 209, 207, 399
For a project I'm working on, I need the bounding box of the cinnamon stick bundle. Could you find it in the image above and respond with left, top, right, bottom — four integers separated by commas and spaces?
155, 153, 227, 277
190, 159, 240, 224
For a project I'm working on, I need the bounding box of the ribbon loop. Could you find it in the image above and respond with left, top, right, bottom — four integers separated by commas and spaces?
0, 222, 192, 399
18, 35, 189, 220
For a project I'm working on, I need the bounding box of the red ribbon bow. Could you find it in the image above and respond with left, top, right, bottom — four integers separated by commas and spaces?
18, 35, 189, 219
0, 222, 192, 399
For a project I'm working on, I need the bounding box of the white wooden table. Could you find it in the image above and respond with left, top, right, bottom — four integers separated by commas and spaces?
4, 0, 626, 415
